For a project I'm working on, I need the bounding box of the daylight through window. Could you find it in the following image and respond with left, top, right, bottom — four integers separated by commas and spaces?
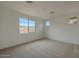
19, 17, 36, 34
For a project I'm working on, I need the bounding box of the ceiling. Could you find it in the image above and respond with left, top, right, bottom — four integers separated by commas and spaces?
0, 1, 79, 19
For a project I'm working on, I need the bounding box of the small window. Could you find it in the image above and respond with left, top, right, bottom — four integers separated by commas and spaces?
45, 21, 50, 26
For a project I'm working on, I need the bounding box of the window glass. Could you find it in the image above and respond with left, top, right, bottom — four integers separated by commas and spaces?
29, 20, 36, 32
19, 17, 28, 34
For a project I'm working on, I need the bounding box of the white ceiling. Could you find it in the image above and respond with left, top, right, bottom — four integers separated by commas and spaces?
0, 1, 79, 19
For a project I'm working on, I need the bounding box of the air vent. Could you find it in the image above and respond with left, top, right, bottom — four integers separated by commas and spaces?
50, 11, 55, 14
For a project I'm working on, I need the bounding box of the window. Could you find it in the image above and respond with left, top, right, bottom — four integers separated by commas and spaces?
19, 17, 36, 34
45, 21, 50, 26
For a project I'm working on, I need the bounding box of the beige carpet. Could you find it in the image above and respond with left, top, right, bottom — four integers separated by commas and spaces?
0, 39, 79, 58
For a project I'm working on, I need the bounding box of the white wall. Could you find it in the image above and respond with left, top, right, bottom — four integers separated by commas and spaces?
0, 7, 44, 49
45, 11, 79, 45
1, 6, 79, 49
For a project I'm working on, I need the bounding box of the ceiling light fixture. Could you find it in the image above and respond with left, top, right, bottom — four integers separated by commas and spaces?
69, 17, 77, 19
68, 17, 78, 24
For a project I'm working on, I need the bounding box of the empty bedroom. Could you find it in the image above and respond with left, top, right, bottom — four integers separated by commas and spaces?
0, 1, 79, 58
